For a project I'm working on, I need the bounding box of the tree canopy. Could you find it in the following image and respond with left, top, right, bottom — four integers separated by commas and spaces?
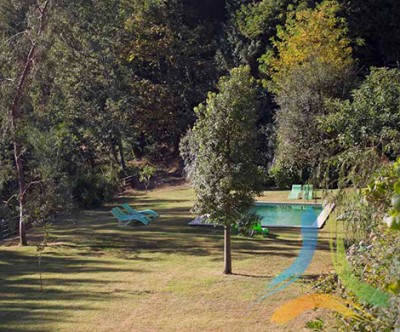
260, 0, 353, 89
1, 0, 399, 328
181, 66, 264, 273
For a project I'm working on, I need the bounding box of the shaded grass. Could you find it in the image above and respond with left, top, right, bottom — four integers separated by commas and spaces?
0, 184, 334, 331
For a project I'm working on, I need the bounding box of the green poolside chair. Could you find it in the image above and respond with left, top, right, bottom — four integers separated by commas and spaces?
110, 207, 151, 227
288, 184, 302, 199
236, 222, 269, 237
120, 203, 159, 221
251, 222, 269, 236
303, 184, 314, 200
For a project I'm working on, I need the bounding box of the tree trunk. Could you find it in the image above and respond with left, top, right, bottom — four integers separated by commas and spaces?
110, 142, 120, 165
9, 0, 51, 246
14, 142, 27, 246
118, 138, 126, 175
223, 224, 232, 274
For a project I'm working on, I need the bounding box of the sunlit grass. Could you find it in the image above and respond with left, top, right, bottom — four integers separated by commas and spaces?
0, 184, 334, 331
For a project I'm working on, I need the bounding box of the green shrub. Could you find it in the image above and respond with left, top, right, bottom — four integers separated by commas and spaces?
306, 318, 324, 331
314, 160, 400, 330
139, 164, 157, 190
73, 167, 119, 208
269, 160, 301, 189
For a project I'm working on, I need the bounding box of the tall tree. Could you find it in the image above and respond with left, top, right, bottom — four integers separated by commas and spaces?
124, 0, 220, 156
259, 0, 355, 185
1, 0, 51, 245
181, 66, 264, 274
321, 67, 400, 161
260, 0, 353, 89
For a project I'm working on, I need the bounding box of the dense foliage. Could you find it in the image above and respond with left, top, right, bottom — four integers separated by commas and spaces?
322, 68, 400, 160
1, 0, 399, 327
0, 0, 221, 228
2, 0, 400, 213
260, 0, 355, 187
316, 160, 400, 330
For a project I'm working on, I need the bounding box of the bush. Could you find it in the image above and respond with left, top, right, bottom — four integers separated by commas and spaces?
314, 160, 400, 331
269, 160, 301, 189
73, 167, 120, 208
139, 164, 157, 190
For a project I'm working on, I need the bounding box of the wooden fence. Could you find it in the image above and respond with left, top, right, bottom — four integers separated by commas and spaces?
0, 216, 19, 242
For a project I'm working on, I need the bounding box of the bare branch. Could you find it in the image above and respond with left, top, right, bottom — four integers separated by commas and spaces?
22, 180, 43, 197
4, 31, 28, 44
3, 194, 18, 206
10, 0, 51, 120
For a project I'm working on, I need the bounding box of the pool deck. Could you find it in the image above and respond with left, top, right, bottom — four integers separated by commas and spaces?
255, 201, 322, 207
256, 190, 324, 205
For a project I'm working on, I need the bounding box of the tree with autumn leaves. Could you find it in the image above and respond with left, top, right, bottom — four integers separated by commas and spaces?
260, 0, 356, 185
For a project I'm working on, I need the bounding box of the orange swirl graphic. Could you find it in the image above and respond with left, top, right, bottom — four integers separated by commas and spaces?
271, 294, 360, 324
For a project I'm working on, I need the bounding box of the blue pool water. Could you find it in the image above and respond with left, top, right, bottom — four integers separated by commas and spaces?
250, 203, 323, 228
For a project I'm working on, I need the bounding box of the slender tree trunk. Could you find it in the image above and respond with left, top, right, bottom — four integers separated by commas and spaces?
223, 224, 232, 274
223, 125, 233, 274
11, 43, 37, 247
110, 142, 120, 165
135, 132, 146, 159
14, 141, 27, 246
118, 137, 126, 175
9, 0, 51, 246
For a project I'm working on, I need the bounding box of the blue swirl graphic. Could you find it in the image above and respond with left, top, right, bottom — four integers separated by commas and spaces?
258, 207, 318, 302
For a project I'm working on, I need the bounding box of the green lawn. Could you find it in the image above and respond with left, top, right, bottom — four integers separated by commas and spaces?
0, 185, 334, 331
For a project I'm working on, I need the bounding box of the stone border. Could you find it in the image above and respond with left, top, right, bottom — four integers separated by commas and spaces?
316, 203, 335, 228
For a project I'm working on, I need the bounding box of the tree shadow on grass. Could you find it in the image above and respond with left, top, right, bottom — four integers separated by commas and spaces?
0, 190, 334, 330
44, 193, 332, 261
0, 250, 148, 331
232, 273, 271, 279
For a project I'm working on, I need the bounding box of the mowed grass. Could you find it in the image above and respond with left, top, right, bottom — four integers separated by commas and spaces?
0, 185, 334, 332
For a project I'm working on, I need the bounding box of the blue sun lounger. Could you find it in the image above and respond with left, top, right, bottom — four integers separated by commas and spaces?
110, 207, 151, 227
288, 184, 302, 199
303, 184, 314, 200
120, 203, 159, 221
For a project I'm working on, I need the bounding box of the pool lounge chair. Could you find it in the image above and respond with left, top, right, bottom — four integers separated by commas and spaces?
288, 185, 302, 199
252, 223, 269, 236
235, 222, 269, 237
120, 203, 159, 221
110, 207, 151, 227
303, 184, 314, 200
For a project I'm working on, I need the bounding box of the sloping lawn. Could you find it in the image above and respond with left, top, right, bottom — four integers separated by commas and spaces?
0, 185, 334, 331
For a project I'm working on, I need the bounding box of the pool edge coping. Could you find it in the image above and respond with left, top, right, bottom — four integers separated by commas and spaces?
188, 202, 336, 229
253, 201, 335, 229
317, 203, 336, 228
255, 201, 322, 207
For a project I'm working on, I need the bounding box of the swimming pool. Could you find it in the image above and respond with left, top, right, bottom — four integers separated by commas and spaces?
250, 203, 324, 228
188, 202, 333, 228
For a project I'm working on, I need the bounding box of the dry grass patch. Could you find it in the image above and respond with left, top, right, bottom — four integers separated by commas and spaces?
0, 185, 334, 331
